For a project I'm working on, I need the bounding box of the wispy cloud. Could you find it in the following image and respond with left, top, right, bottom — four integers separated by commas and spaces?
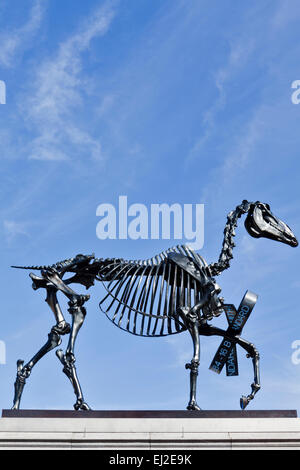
271, 0, 300, 30
24, 1, 117, 162
218, 109, 263, 177
0, 0, 44, 68
3, 220, 30, 243
186, 40, 255, 164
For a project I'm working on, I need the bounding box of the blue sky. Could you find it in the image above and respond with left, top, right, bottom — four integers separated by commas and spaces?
0, 0, 299, 412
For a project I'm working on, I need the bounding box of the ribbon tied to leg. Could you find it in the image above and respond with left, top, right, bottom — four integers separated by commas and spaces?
209, 290, 258, 376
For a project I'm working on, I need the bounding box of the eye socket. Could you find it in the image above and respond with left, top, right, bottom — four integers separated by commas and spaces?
257, 203, 270, 211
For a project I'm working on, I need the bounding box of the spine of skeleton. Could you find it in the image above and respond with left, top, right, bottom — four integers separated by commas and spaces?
209, 200, 252, 276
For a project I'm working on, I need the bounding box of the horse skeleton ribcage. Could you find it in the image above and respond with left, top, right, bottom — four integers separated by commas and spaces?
98, 245, 208, 337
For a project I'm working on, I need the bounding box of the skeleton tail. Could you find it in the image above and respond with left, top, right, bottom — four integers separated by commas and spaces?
11, 264, 50, 270
11, 255, 91, 272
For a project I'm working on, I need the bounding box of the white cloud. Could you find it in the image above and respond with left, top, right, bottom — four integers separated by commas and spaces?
24, 1, 117, 162
186, 40, 255, 164
271, 0, 300, 30
220, 110, 263, 177
3, 220, 29, 242
97, 94, 116, 117
0, 0, 44, 68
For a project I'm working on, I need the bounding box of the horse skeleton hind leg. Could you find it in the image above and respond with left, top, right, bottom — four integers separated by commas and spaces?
12, 270, 90, 410
40, 268, 91, 410
12, 288, 66, 410
56, 296, 90, 411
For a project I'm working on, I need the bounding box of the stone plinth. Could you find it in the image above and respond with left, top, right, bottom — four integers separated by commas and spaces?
0, 410, 299, 450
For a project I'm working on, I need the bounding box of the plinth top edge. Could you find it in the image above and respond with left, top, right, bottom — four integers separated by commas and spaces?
2, 409, 298, 419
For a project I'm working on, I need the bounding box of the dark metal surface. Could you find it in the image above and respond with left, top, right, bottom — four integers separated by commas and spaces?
210, 291, 258, 375
2, 409, 298, 419
10, 200, 298, 412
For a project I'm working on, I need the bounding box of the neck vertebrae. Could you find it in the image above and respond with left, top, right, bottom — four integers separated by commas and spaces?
208, 200, 252, 276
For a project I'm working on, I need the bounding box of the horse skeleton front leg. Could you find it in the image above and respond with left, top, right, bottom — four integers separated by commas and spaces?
177, 307, 201, 411
199, 324, 261, 409
238, 337, 260, 409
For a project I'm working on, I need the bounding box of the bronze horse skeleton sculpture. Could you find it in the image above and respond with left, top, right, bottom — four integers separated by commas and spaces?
11, 200, 298, 411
